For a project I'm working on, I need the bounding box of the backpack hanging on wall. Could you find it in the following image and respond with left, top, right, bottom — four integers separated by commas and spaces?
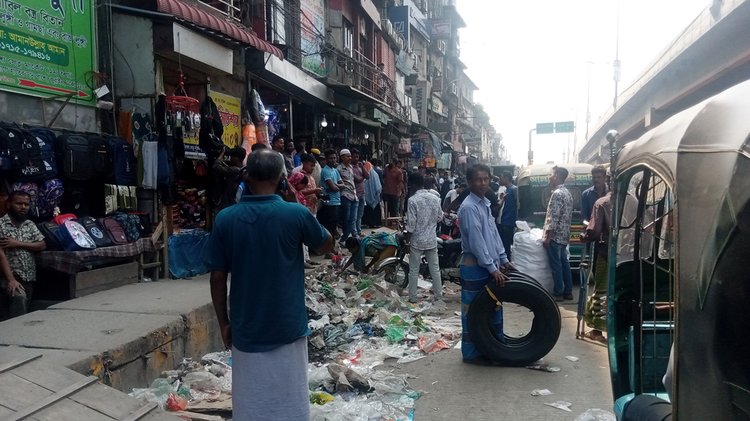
56, 133, 95, 180
26, 127, 58, 179
36, 178, 64, 219
87, 134, 114, 179
198, 96, 224, 159
0, 124, 48, 181
108, 136, 137, 185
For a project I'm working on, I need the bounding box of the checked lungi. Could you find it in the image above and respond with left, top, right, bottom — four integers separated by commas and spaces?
460, 253, 504, 361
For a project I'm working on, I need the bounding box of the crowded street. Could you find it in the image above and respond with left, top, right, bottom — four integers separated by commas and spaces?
2, 0, 750, 420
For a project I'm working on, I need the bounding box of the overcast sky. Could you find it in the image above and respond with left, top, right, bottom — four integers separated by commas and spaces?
456, 0, 710, 165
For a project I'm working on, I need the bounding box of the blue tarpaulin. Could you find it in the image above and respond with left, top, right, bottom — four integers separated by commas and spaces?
168, 230, 210, 278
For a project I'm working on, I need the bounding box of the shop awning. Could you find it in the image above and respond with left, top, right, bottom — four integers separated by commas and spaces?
328, 108, 383, 128
156, 0, 283, 59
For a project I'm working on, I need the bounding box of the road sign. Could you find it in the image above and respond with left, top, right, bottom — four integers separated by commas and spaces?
555, 121, 575, 133
536, 122, 554, 134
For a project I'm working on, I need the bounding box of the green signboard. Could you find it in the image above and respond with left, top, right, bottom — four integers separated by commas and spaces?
0, 0, 96, 103
536, 122, 554, 134
555, 121, 575, 133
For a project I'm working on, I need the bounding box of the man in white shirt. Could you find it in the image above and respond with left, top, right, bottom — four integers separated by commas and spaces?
442, 183, 466, 211
406, 173, 444, 303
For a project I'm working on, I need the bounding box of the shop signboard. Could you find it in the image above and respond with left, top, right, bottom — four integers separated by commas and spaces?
429, 18, 451, 40
210, 90, 241, 148
389, 6, 409, 45
300, 0, 326, 77
0, 0, 96, 103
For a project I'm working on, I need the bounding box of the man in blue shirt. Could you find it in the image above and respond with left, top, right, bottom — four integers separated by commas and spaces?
318, 149, 345, 255
497, 171, 518, 260
458, 164, 514, 364
581, 165, 608, 224
206, 149, 334, 420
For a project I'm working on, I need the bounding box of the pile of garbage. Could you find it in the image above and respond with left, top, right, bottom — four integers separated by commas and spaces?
305, 266, 462, 420
130, 264, 462, 420
130, 351, 233, 417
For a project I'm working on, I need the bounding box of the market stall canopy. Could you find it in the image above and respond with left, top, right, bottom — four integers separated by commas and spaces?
156, 0, 283, 59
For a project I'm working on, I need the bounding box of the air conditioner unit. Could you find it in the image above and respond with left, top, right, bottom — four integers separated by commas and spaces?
381, 19, 393, 37
437, 40, 446, 55
450, 83, 458, 96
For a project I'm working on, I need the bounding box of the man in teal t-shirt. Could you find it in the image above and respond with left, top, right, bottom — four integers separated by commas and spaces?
318, 148, 344, 248
206, 149, 333, 420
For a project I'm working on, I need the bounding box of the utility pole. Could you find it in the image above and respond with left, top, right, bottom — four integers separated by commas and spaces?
585, 61, 593, 142
527, 128, 536, 166
613, 0, 621, 110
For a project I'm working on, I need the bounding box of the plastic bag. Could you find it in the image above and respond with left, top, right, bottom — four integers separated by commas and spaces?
385, 326, 406, 343
417, 334, 452, 354
574, 409, 617, 421
310, 391, 335, 405
166, 393, 188, 411
511, 221, 554, 292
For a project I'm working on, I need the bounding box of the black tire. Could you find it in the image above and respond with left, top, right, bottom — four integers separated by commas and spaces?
380, 261, 409, 288
467, 271, 561, 366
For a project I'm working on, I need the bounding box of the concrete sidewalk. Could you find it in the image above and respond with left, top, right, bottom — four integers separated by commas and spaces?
0, 276, 221, 393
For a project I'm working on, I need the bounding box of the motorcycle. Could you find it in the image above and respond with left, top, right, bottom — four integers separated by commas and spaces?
372, 222, 463, 288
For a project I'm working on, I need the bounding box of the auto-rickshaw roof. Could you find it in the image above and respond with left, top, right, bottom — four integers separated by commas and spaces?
517, 163, 594, 179
615, 79, 750, 294
615, 79, 750, 184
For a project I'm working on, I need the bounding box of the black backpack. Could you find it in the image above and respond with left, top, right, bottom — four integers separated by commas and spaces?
87, 134, 113, 179
37, 221, 63, 251
198, 97, 224, 159
75, 216, 113, 248
56, 133, 94, 180
26, 127, 58, 179
0, 123, 48, 181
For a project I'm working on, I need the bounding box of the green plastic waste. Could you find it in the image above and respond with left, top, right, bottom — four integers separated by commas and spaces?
356, 279, 373, 291
320, 282, 335, 300
388, 315, 409, 327
385, 326, 407, 343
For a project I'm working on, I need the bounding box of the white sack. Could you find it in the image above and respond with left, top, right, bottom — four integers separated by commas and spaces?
511, 221, 554, 293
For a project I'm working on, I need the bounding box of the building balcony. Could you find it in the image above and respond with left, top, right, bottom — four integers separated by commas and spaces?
324, 49, 410, 123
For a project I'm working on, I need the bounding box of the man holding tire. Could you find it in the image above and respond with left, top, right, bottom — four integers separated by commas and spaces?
458, 164, 514, 364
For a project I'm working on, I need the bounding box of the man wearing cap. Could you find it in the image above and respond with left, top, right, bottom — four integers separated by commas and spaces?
337, 149, 358, 244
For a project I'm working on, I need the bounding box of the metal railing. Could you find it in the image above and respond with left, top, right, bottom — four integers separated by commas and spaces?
199, 0, 241, 22
327, 48, 411, 123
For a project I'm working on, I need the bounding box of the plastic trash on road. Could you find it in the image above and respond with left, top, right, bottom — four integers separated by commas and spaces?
531, 389, 553, 396
545, 401, 573, 412
575, 409, 617, 421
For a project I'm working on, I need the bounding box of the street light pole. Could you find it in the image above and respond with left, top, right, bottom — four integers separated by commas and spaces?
528, 128, 536, 166
613, 0, 621, 110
